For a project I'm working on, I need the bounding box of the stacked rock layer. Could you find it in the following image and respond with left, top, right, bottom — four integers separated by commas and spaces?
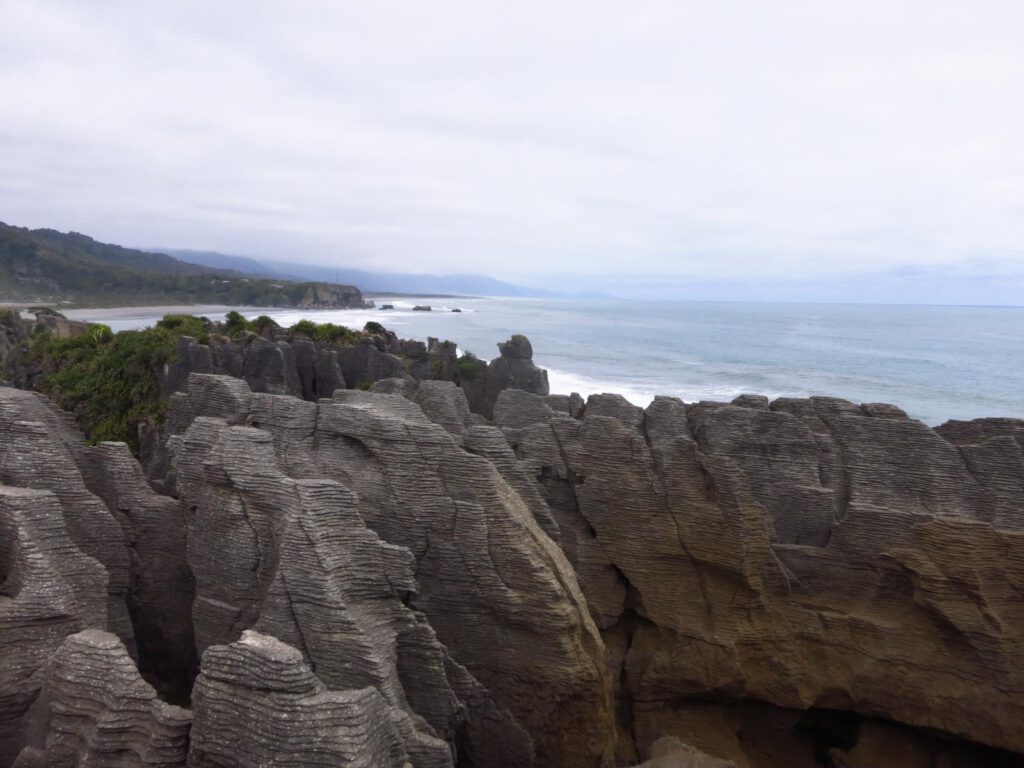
2, 344, 1023, 767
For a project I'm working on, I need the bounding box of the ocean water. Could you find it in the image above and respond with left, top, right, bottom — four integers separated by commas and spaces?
69, 299, 1024, 425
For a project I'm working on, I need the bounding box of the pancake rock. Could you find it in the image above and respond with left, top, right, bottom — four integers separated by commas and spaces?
0, 487, 109, 765
165, 373, 614, 767
0, 389, 133, 653
459, 334, 550, 419
173, 417, 460, 765
188, 631, 413, 768
81, 441, 198, 697
494, 388, 1024, 762
12, 629, 190, 768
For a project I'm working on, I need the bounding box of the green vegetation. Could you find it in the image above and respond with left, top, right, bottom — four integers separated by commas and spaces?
30, 322, 179, 452
0, 221, 365, 308
364, 321, 386, 335
155, 314, 212, 344
287, 319, 361, 346
27, 312, 384, 453
456, 351, 483, 380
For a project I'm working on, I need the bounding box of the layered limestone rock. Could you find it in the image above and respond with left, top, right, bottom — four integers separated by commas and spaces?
0, 388, 133, 655
188, 631, 413, 767
493, 388, 1024, 762
81, 442, 197, 696
0, 487, 108, 765
165, 373, 614, 767
12, 629, 190, 768
174, 417, 459, 765
5, 358, 1024, 766
460, 334, 551, 418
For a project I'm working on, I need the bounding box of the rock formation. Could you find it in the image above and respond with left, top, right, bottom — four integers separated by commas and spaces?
491, 388, 1024, 765
3, 345, 1024, 767
164, 374, 614, 767
188, 630, 414, 767
459, 334, 550, 418
13, 629, 190, 767
0, 487, 108, 766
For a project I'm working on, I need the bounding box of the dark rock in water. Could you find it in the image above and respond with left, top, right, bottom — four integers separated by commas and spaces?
451, 307, 462, 312
413, 304, 432, 311
381, 303, 395, 309
13, 630, 190, 768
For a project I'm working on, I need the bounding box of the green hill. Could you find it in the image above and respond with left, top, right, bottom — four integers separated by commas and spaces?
0, 222, 367, 308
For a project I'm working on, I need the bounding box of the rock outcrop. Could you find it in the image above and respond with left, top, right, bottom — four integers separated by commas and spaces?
188, 630, 415, 767
165, 374, 614, 767
13, 629, 190, 768
0, 389, 134, 655
459, 334, 550, 418
3, 357, 1024, 767
492, 388, 1024, 764
0, 487, 108, 766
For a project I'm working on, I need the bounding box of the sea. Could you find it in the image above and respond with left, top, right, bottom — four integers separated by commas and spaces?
66, 298, 1024, 426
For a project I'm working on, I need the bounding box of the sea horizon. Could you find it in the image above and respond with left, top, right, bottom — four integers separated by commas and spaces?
64, 296, 1024, 427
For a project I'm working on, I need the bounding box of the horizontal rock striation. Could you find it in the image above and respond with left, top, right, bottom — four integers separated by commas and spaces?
0, 487, 108, 766
13, 629, 190, 767
492, 388, 1024, 763
188, 631, 413, 767
4, 354, 1024, 767
164, 373, 614, 767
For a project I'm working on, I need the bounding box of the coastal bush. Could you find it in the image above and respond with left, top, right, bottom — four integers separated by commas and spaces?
224, 310, 251, 335
456, 351, 483, 381
30, 315, 199, 453
364, 321, 386, 335
251, 315, 281, 335
287, 320, 360, 346
155, 314, 212, 344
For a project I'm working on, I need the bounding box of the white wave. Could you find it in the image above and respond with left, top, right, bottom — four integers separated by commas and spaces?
544, 367, 657, 407
544, 366, 794, 408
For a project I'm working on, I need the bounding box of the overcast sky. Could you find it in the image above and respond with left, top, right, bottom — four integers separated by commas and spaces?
2, 1, 1023, 286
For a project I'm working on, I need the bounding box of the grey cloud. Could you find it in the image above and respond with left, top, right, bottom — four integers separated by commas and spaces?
1, 0, 1023, 284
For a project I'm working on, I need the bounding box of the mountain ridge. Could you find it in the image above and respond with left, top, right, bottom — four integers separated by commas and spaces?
0, 223, 367, 309
156, 247, 584, 298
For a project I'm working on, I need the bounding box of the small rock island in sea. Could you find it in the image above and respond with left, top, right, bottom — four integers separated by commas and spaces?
1, 310, 1023, 767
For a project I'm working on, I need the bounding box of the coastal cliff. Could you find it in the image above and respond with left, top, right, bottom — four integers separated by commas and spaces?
1, 335, 1023, 767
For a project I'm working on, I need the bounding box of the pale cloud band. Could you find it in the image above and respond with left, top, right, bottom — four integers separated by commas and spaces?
1, 1, 1023, 285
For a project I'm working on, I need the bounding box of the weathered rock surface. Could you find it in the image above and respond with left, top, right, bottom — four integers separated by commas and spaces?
173, 414, 460, 764
13, 629, 190, 768
0, 388, 133, 655
0, 487, 108, 765
495, 388, 1024, 759
166, 373, 614, 767
188, 630, 414, 768
635, 737, 737, 768
82, 441, 197, 697
5, 359, 1024, 767
461, 334, 551, 418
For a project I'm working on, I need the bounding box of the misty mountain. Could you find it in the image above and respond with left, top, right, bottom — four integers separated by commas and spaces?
0, 223, 365, 308
155, 248, 559, 297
